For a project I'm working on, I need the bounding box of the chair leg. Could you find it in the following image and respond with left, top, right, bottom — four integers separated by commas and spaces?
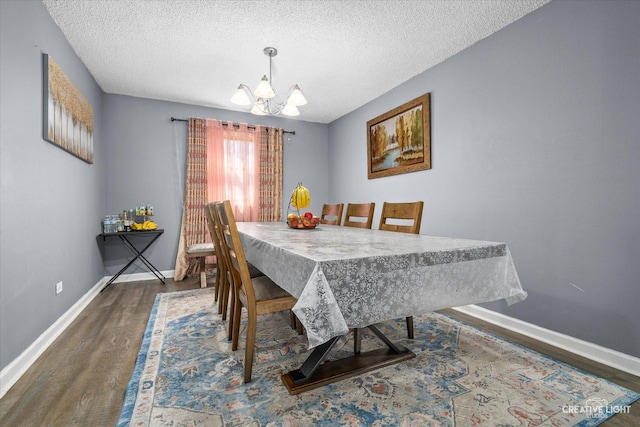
213, 265, 221, 302
231, 294, 242, 350
225, 282, 236, 339
221, 276, 231, 321
220, 284, 227, 320
217, 275, 224, 315
199, 257, 207, 288
406, 316, 414, 339
227, 290, 237, 346
289, 311, 297, 329
227, 281, 235, 341
218, 266, 229, 316
227, 280, 236, 341
244, 311, 257, 383
353, 328, 362, 354
289, 311, 304, 335
218, 272, 225, 318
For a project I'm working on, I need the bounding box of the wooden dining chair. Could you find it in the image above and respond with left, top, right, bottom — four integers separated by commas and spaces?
205, 203, 264, 340
186, 243, 215, 289
378, 201, 424, 234
343, 202, 375, 229
206, 203, 264, 341
378, 201, 424, 339
204, 203, 229, 318
214, 200, 298, 383
319, 203, 344, 226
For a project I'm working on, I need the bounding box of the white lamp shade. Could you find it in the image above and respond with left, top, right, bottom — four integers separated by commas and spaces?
281, 104, 300, 116
287, 85, 307, 106
230, 86, 252, 105
251, 99, 268, 115
254, 76, 275, 99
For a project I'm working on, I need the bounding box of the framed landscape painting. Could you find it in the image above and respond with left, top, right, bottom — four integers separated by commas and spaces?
42, 53, 94, 164
367, 93, 430, 179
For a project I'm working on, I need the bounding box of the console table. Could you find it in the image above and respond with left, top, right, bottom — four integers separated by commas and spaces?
98, 229, 165, 291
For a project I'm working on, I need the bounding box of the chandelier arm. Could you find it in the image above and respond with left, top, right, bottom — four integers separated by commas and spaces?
241, 84, 255, 102
264, 98, 284, 115
283, 85, 296, 103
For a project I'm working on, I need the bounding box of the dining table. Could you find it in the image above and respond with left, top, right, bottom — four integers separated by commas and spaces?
236, 221, 527, 394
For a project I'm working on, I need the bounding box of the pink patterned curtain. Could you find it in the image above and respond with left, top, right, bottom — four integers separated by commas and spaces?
174, 118, 284, 280
259, 127, 283, 222
206, 120, 261, 221
174, 118, 211, 281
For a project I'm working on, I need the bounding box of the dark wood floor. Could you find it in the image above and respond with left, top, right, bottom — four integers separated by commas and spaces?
1, 277, 638, 426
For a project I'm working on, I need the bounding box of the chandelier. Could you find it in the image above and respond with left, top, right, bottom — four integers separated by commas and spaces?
230, 47, 307, 117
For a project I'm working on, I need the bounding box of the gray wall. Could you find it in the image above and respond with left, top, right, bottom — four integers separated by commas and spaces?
328, 0, 640, 357
101, 94, 329, 276
2, 0, 638, 375
1, 0, 106, 370
0, 0, 328, 373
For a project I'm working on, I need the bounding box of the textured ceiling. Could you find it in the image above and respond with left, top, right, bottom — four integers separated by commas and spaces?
42, 0, 550, 124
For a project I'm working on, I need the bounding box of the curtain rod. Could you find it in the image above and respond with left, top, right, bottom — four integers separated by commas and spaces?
170, 117, 295, 135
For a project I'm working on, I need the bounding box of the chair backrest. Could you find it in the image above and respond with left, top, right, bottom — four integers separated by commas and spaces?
204, 203, 223, 262
206, 202, 232, 287
378, 201, 424, 234
343, 202, 375, 229
213, 200, 257, 306
208, 203, 235, 299
320, 203, 344, 226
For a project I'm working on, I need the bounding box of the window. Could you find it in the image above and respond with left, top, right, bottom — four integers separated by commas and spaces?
206, 120, 260, 222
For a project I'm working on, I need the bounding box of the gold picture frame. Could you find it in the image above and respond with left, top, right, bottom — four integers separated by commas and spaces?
367, 93, 430, 179
42, 53, 94, 164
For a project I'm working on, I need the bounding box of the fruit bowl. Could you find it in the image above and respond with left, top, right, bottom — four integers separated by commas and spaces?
287, 215, 320, 229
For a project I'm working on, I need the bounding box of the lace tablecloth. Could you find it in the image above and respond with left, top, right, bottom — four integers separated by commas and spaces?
236, 222, 527, 349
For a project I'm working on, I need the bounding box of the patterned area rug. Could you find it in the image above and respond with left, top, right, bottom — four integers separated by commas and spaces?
118, 288, 638, 426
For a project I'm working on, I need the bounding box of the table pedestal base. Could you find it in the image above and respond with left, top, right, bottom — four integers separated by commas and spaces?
282, 347, 415, 395
281, 325, 415, 395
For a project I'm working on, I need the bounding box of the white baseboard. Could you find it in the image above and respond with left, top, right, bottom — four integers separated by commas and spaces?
452, 304, 640, 377
0, 269, 174, 399
0, 277, 106, 398
109, 269, 175, 284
